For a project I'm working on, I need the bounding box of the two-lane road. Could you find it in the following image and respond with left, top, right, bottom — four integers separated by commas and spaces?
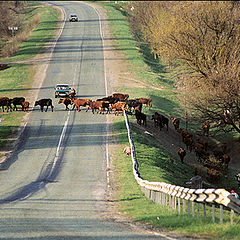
0, 2, 175, 239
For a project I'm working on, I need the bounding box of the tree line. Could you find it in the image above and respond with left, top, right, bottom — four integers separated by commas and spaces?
126, 1, 240, 134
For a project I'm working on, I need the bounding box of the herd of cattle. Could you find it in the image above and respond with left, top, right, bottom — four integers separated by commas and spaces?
0, 93, 153, 117
1, 93, 231, 182
0, 93, 150, 114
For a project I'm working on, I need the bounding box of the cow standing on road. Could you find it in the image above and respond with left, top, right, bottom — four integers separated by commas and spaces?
34, 99, 54, 112
58, 98, 73, 110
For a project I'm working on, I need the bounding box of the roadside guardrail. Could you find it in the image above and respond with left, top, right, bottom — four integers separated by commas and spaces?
124, 112, 240, 224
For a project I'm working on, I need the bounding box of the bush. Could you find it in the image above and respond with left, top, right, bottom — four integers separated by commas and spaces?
1, 42, 19, 57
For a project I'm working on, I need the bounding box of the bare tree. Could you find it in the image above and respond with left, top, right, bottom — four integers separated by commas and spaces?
129, 1, 240, 133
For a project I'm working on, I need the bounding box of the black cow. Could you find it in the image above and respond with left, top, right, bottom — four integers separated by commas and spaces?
0, 97, 12, 112
135, 110, 147, 126
35, 98, 54, 112
11, 97, 25, 111
152, 112, 168, 131
151, 112, 161, 128
102, 101, 111, 114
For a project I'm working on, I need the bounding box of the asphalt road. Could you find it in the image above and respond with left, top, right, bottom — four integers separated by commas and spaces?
0, 2, 177, 239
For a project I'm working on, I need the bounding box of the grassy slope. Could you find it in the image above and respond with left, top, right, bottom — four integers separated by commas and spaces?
95, 2, 240, 239
0, 4, 60, 151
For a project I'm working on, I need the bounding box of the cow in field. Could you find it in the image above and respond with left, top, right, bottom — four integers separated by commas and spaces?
111, 93, 129, 101
183, 136, 194, 152
71, 98, 92, 112
0, 97, 12, 112
135, 110, 147, 126
171, 117, 180, 130
152, 112, 168, 131
34, 99, 54, 112
202, 122, 210, 136
178, 128, 193, 141
159, 114, 169, 131
194, 143, 209, 162
178, 148, 186, 163
21, 101, 30, 112
11, 97, 25, 111
133, 102, 142, 113
125, 99, 142, 114
110, 102, 127, 116
151, 112, 161, 128
135, 98, 152, 109
123, 146, 131, 156
58, 98, 73, 110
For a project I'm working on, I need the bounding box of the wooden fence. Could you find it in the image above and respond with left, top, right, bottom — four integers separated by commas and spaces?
124, 112, 240, 224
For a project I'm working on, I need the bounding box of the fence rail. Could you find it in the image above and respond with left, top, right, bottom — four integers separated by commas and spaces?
123, 112, 240, 223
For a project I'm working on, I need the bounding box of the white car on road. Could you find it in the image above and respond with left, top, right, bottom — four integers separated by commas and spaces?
69, 14, 78, 22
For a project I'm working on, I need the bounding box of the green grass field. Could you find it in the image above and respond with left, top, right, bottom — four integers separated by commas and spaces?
96, 2, 240, 239
0, 4, 60, 153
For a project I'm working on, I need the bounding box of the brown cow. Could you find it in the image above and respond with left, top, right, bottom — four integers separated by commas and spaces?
171, 117, 180, 130
135, 98, 152, 109
71, 98, 92, 112
183, 136, 194, 152
178, 148, 186, 163
111, 93, 129, 101
110, 102, 127, 116
89, 101, 105, 114
21, 101, 30, 112
179, 128, 193, 141
96, 100, 111, 114
123, 146, 131, 156
194, 143, 209, 162
58, 98, 74, 110
202, 123, 210, 136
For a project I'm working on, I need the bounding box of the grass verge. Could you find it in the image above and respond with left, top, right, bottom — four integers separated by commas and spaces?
95, 1, 240, 239
0, 3, 60, 155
